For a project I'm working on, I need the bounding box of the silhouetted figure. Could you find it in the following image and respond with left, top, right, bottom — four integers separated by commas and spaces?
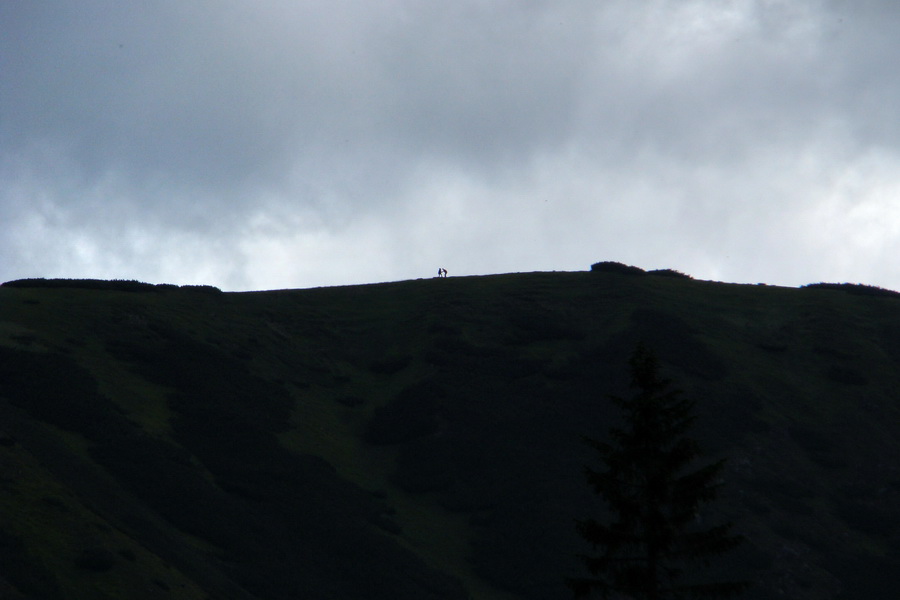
441, 268, 448, 278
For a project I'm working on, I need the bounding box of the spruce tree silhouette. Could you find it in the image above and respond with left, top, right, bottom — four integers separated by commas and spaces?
568, 345, 748, 600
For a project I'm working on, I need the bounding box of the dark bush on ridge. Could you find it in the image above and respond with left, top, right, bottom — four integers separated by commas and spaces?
179, 284, 223, 294
589, 261, 645, 275
2, 278, 221, 294
2, 278, 157, 291
648, 268, 692, 279
801, 282, 900, 298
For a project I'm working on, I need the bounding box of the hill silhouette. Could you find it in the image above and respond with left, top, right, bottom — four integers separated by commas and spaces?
1, 268, 899, 599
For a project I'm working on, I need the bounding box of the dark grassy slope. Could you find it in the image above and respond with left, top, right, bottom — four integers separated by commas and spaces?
1, 271, 900, 599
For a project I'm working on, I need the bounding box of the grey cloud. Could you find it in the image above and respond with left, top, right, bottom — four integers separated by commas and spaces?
4, 1, 590, 231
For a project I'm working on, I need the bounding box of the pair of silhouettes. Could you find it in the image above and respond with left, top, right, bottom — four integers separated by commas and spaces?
437, 268, 448, 278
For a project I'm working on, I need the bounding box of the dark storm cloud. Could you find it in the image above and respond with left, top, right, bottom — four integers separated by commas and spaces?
3, 1, 900, 290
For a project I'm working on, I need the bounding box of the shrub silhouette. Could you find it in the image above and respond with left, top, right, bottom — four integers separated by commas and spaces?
1, 278, 221, 293
648, 268, 693, 279
590, 261, 646, 275
801, 282, 900, 298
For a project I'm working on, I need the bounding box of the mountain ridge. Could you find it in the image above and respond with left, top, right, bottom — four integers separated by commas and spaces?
2, 268, 900, 599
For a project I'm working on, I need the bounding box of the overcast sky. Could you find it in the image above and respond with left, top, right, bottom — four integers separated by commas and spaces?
3, 0, 900, 291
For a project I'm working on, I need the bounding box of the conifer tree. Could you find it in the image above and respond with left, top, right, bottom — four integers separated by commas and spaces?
568, 345, 747, 600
